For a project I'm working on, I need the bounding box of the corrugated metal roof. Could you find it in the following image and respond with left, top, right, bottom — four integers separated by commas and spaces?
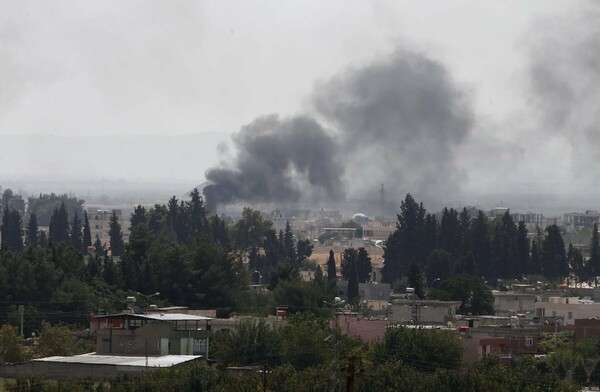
34, 353, 201, 367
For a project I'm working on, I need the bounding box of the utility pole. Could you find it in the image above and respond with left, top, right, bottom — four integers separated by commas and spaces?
345, 356, 355, 392
18, 305, 24, 336
262, 360, 268, 392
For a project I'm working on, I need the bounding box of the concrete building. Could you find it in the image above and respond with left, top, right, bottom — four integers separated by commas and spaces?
336, 281, 391, 303
0, 311, 213, 381
534, 296, 600, 325
389, 298, 462, 324
493, 291, 537, 317
87, 208, 130, 246
564, 211, 600, 229
90, 312, 212, 356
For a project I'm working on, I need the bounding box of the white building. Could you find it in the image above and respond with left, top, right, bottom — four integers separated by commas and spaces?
534, 296, 600, 325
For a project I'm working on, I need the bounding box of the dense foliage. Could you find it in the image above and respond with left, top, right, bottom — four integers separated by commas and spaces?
382, 194, 584, 293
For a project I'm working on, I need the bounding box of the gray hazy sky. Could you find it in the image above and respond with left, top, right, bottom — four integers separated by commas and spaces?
1, 1, 599, 211
0, 1, 581, 136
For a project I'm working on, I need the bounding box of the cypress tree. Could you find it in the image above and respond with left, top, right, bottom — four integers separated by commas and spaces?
71, 212, 82, 251
38, 230, 48, 248
82, 211, 92, 254
49, 202, 70, 244
25, 213, 39, 248
541, 224, 567, 281
0, 207, 23, 252
382, 194, 426, 283
109, 211, 124, 257
590, 222, 600, 287
470, 210, 491, 279
347, 258, 359, 305
283, 221, 296, 264
187, 188, 207, 237
327, 250, 337, 282
130, 205, 147, 229
515, 221, 530, 276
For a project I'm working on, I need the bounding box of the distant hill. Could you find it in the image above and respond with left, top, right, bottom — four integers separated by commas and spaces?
0, 133, 231, 184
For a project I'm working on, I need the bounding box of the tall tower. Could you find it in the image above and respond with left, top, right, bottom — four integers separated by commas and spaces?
379, 184, 385, 219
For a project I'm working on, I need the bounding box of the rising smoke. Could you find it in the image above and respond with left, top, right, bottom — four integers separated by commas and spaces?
527, 8, 600, 176
204, 51, 473, 211
204, 115, 344, 212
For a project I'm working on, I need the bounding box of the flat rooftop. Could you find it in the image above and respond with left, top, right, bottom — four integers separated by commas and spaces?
34, 353, 201, 367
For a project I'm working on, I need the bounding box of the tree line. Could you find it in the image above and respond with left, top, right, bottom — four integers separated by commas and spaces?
382, 194, 600, 289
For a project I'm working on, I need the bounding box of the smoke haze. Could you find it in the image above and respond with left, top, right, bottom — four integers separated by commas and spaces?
204, 51, 472, 210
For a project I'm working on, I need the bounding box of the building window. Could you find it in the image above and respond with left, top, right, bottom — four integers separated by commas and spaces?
525, 336, 533, 347
568, 312, 573, 320
193, 339, 207, 354
552, 311, 556, 317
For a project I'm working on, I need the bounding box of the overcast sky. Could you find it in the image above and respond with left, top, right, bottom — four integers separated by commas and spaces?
1, 1, 599, 211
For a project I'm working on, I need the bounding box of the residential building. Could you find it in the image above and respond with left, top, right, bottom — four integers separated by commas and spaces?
87, 208, 130, 246
534, 296, 600, 325
564, 211, 600, 229
0, 311, 213, 381
493, 291, 537, 317
389, 298, 461, 324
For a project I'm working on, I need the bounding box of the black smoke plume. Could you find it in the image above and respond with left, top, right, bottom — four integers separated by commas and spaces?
204, 115, 344, 212
204, 50, 473, 211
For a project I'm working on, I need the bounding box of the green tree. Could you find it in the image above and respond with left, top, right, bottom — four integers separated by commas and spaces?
326, 249, 337, 283
82, 211, 92, 254
187, 188, 208, 238
439, 207, 461, 256
230, 208, 273, 250
0, 324, 25, 364
1, 188, 13, 209
407, 263, 425, 299
25, 213, 39, 248
70, 211, 82, 251
425, 249, 452, 283
568, 244, 586, 286
432, 274, 493, 315
282, 221, 296, 264
542, 224, 567, 281
341, 248, 372, 283
49, 202, 70, 244
209, 215, 230, 247
573, 360, 588, 385
470, 210, 491, 279
370, 325, 464, 371
130, 205, 147, 229
276, 312, 331, 370
347, 258, 359, 304
212, 318, 281, 367
1, 207, 23, 252
382, 194, 426, 283
273, 279, 331, 318
591, 360, 600, 387
28, 193, 84, 227
590, 222, 600, 287
109, 211, 124, 257
295, 239, 313, 267
32, 322, 84, 358
38, 230, 48, 248
516, 221, 530, 275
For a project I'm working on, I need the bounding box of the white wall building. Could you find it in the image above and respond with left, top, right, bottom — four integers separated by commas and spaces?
534, 297, 600, 325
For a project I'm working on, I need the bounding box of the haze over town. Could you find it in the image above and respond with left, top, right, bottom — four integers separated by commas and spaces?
1, 1, 600, 215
